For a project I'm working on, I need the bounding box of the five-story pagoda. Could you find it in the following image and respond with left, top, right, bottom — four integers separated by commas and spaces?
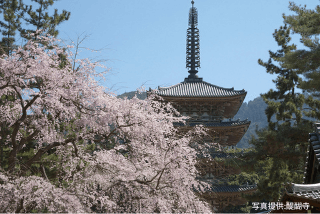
149, 1, 256, 212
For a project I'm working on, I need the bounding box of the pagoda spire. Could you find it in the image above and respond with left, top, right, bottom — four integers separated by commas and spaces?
185, 0, 202, 82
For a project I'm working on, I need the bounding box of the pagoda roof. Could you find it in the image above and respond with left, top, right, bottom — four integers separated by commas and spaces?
197, 151, 241, 159
174, 119, 250, 127
303, 131, 320, 184
272, 126, 320, 212
176, 119, 250, 146
210, 151, 237, 159
271, 182, 320, 212
193, 183, 257, 193
211, 184, 257, 193
309, 135, 320, 162
285, 183, 320, 197
156, 81, 246, 97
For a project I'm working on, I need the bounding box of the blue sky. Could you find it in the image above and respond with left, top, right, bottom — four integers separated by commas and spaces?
44, 0, 320, 103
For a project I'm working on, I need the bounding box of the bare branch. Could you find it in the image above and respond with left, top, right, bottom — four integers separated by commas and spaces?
156, 169, 165, 190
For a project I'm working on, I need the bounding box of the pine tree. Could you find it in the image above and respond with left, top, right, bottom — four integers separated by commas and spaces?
0, 0, 23, 55
223, 23, 314, 206
18, 0, 70, 41
281, 2, 320, 120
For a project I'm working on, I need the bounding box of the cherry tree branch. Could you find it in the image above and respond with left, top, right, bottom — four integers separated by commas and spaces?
22, 136, 83, 173
0, 82, 9, 90
15, 197, 24, 213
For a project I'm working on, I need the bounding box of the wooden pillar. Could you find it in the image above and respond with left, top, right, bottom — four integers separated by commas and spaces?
311, 152, 316, 183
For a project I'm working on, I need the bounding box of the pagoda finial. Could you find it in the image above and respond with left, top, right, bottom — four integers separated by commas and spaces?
185, 0, 202, 82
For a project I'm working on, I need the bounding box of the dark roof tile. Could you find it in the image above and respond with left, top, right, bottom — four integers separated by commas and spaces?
287, 183, 320, 194
174, 119, 250, 127
193, 183, 257, 193
155, 81, 246, 97
197, 151, 239, 159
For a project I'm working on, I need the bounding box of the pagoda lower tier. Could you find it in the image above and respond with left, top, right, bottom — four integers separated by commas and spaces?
192, 151, 258, 212
195, 153, 242, 179
175, 119, 250, 147
194, 182, 257, 212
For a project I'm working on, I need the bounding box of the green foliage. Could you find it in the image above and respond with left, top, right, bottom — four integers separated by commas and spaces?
223, 4, 320, 206
281, 3, 320, 120
0, 0, 23, 55
31, 207, 49, 213
226, 171, 259, 186
225, 125, 308, 202
19, 0, 70, 40
258, 24, 305, 129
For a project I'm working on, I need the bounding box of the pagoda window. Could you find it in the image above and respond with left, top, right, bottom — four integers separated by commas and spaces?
212, 116, 222, 121
202, 112, 209, 120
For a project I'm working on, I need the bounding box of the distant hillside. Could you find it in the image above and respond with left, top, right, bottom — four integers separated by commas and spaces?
117, 91, 316, 149
232, 96, 272, 149
117, 91, 147, 100
233, 95, 319, 149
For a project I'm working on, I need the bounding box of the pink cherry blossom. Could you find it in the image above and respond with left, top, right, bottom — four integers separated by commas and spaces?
0, 33, 212, 213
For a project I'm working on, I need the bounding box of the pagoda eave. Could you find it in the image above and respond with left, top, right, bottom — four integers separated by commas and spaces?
207, 121, 251, 146
158, 93, 246, 102
176, 120, 251, 146
196, 184, 258, 211
159, 93, 246, 119
203, 187, 257, 196
196, 157, 242, 178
